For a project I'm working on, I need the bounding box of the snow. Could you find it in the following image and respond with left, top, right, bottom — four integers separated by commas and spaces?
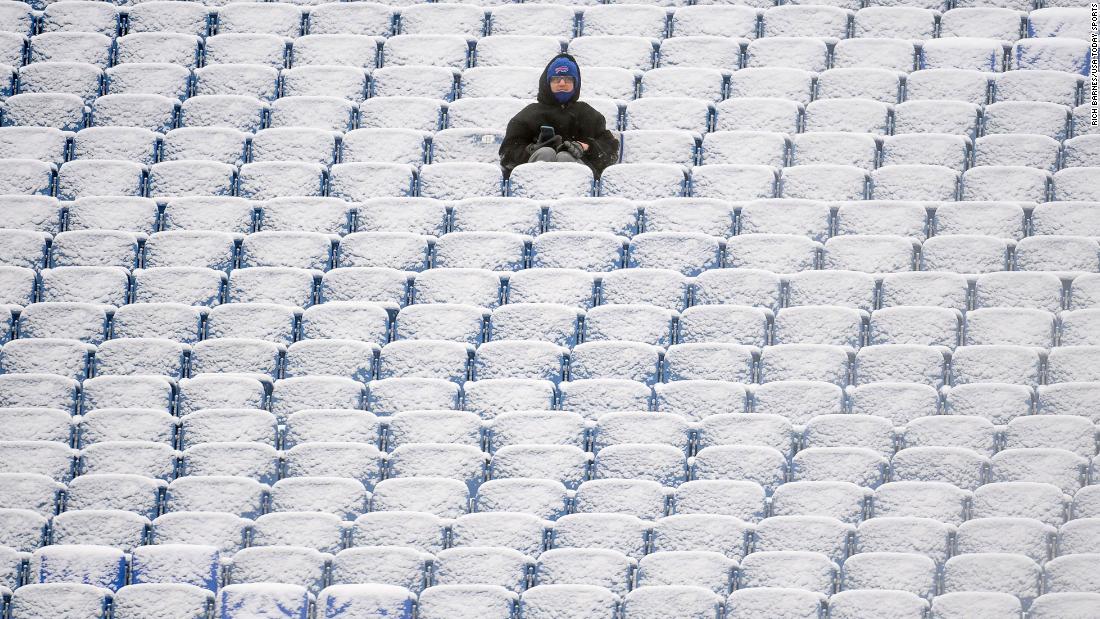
691, 165, 777, 201
51, 509, 150, 550
32, 544, 126, 590
151, 511, 248, 553
9, 583, 113, 619
0, 374, 79, 412
0, 338, 92, 380
217, 583, 314, 618
726, 587, 825, 619
972, 482, 1070, 525
29, 32, 112, 66
389, 410, 481, 448
113, 583, 215, 619
252, 512, 344, 554
271, 377, 365, 422
18, 61, 102, 103
986, 101, 1070, 141
81, 408, 176, 445
0, 508, 46, 552
271, 477, 368, 521
903, 415, 996, 455
0, 159, 55, 196
18, 302, 108, 344
943, 553, 1041, 604
738, 551, 837, 594
752, 380, 844, 426
893, 100, 981, 138
830, 590, 928, 619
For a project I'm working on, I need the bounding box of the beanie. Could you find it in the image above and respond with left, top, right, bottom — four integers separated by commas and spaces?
546, 56, 579, 103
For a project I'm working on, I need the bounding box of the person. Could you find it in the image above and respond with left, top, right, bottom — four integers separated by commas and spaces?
499, 53, 619, 178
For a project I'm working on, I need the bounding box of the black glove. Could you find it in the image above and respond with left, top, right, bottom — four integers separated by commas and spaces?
559, 140, 585, 160
525, 135, 562, 154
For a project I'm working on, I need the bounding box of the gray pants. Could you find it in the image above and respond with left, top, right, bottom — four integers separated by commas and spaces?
529, 146, 578, 163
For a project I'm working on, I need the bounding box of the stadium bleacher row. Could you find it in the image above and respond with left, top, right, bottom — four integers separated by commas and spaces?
1, 0, 1099, 617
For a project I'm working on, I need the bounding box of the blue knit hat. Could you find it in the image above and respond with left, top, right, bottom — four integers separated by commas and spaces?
546, 56, 579, 103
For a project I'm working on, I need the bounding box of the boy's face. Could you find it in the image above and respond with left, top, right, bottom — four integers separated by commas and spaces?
549, 76, 575, 93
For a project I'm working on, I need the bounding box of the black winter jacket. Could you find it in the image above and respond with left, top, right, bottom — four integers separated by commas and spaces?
498, 53, 620, 178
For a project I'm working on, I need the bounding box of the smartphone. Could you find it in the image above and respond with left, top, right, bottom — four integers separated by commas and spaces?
538, 125, 555, 142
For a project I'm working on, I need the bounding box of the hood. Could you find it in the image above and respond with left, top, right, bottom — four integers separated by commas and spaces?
538, 52, 581, 105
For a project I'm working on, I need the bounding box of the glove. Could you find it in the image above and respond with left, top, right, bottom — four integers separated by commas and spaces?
525, 135, 562, 154
559, 140, 585, 160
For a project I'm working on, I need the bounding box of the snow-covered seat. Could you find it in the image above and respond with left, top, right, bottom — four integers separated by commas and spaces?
623, 97, 709, 133
330, 547, 430, 592
829, 590, 928, 619
626, 231, 720, 276
56, 159, 147, 201
0, 92, 85, 131
124, 0, 209, 34
870, 164, 960, 201
804, 98, 891, 135
280, 65, 369, 101
0, 473, 64, 516
269, 95, 356, 132
534, 548, 634, 596
1015, 235, 1100, 273
0, 159, 54, 196
955, 516, 1056, 564
950, 344, 1042, 387
963, 307, 1054, 348
762, 4, 850, 39
990, 447, 1088, 495
213, 4, 297, 37
30, 544, 126, 590
961, 165, 1050, 202
890, 446, 988, 491
712, 98, 801, 135
1063, 137, 1100, 170
688, 164, 777, 201
1028, 592, 1100, 619
80, 406, 176, 446
942, 553, 1041, 605
0, 0, 35, 34
435, 547, 533, 593
1012, 37, 1089, 73
399, 2, 485, 36
737, 551, 837, 595
893, 100, 981, 139
115, 33, 201, 72
658, 36, 742, 71
746, 37, 828, 72
191, 64, 277, 102
157, 128, 246, 165
371, 477, 470, 521
789, 133, 875, 170
179, 442, 279, 485
879, 135, 969, 172
417, 585, 515, 619
217, 583, 314, 618
17, 61, 102, 104
753, 515, 854, 563
676, 305, 767, 347
274, 478, 369, 522
203, 33, 287, 70
640, 67, 724, 101
16, 302, 107, 344
622, 585, 724, 618
573, 478, 669, 520
816, 68, 903, 104
381, 34, 469, 70
1043, 553, 1100, 593
920, 37, 1007, 73
939, 6, 1024, 40
474, 477, 568, 520
618, 130, 695, 167
832, 38, 916, 73
726, 588, 826, 619
918, 234, 1009, 274
357, 98, 441, 134
567, 35, 654, 71
984, 100, 1071, 141
351, 511, 447, 553
0, 407, 73, 445
337, 129, 425, 167
972, 481, 1070, 526
1054, 168, 1100, 202
994, 70, 1081, 108
855, 515, 956, 562
9, 583, 114, 619
489, 303, 581, 348
458, 66, 540, 99
50, 510, 149, 551
490, 444, 589, 489
699, 131, 786, 167
28, 31, 111, 68
902, 415, 996, 456
178, 409, 276, 451
582, 4, 666, 38
0, 338, 92, 381
692, 444, 786, 492
224, 266, 317, 308
1032, 202, 1100, 239
792, 447, 887, 488
558, 378, 652, 419
489, 3, 575, 37
290, 34, 378, 69
419, 162, 504, 201
113, 584, 215, 619
152, 507, 251, 551
933, 201, 1026, 240
726, 67, 814, 104
474, 35, 564, 68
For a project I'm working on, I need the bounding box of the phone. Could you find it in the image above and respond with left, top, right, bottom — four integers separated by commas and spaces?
538, 125, 555, 142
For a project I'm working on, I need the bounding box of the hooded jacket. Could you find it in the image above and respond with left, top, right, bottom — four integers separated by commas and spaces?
498, 53, 619, 178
